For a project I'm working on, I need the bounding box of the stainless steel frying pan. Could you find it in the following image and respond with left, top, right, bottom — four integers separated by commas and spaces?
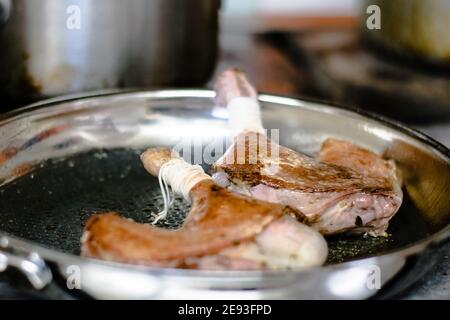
0, 90, 449, 299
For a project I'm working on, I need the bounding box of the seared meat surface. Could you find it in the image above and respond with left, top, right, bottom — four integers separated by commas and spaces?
82, 148, 327, 269
212, 69, 403, 236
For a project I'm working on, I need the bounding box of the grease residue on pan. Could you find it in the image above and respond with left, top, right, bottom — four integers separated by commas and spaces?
0, 148, 431, 265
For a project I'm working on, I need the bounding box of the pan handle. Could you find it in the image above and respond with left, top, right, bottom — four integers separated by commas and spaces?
0, 0, 11, 24
0, 236, 52, 290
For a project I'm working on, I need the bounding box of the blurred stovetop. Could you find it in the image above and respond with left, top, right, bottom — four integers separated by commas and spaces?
1, 28, 449, 299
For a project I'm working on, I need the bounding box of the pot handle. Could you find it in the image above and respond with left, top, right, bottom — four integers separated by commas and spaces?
0, 0, 11, 24
0, 235, 52, 290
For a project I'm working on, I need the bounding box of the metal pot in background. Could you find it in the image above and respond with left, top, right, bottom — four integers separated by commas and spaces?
361, 0, 450, 67
0, 0, 220, 104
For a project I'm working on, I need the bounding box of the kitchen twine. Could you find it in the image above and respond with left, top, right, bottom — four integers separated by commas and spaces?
227, 97, 265, 137
152, 158, 211, 224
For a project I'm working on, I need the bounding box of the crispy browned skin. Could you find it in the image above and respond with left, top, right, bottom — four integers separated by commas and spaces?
318, 138, 399, 183
213, 132, 392, 193
82, 149, 304, 268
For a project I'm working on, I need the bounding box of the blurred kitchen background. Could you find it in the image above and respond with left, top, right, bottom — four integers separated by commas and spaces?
219, 0, 450, 147
1, 0, 449, 146
0, 0, 449, 299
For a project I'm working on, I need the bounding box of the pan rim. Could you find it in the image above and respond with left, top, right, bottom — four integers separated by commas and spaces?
2, 88, 449, 162
0, 88, 449, 277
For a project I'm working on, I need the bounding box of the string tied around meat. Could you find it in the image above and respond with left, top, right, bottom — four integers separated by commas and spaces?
152, 158, 211, 225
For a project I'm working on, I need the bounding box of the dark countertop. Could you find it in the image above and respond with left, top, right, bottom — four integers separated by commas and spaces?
396, 244, 450, 299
